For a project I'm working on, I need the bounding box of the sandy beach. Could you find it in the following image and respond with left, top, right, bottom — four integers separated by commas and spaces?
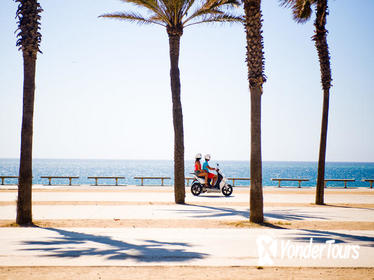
1, 266, 373, 280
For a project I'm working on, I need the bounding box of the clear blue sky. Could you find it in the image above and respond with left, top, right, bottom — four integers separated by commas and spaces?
0, 0, 373, 162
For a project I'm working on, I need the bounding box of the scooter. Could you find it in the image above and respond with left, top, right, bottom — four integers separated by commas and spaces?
190, 164, 233, 197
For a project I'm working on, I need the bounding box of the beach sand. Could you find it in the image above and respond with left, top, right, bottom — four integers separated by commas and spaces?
2, 218, 374, 231
1, 266, 374, 280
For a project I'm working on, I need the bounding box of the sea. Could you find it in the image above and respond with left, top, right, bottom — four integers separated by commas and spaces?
0, 159, 373, 187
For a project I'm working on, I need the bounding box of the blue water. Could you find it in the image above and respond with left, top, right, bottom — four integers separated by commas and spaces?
0, 159, 373, 187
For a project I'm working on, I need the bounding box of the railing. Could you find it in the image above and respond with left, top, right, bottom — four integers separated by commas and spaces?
324, 179, 355, 188
0, 176, 19, 185
88, 176, 126, 186
271, 178, 310, 188
133, 176, 171, 186
228, 178, 251, 186
363, 179, 374, 188
185, 177, 194, 186
0, 175, 372, 188
40, 176, 79, 186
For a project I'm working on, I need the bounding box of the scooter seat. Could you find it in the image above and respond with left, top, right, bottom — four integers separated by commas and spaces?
193, 171, 205, 179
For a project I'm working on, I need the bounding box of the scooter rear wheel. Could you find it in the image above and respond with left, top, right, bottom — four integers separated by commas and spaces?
191, 183, 202, 196
222, 184, 233, 196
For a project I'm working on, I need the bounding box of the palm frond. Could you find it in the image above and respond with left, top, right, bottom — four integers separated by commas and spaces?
158, 0, 176, 24
184, 14, 243, 27
101, 0, 241, 29
293, 0, 313, 23
99, 12, 165, 26
119, 0, 172, 25
185, 8, 224, 22
201, 0, 240, 11
180, 0, 196, 19
184, 0, 241, 26
279, 0, 315, 23
159, 0, 189, 25
279, 0, 295, 8
149, 13, 167, 23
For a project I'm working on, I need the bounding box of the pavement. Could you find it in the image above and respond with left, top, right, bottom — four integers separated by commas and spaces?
0, 185, 373, 267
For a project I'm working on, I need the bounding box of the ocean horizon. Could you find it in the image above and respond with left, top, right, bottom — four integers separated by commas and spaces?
1, 158, 373, 187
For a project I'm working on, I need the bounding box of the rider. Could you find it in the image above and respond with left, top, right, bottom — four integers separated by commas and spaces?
194, 153, 208, 186
202, 154, 217, 187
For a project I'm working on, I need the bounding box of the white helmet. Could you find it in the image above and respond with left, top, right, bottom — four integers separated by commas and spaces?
205, 154, 211, 160
195, 153, 202, 159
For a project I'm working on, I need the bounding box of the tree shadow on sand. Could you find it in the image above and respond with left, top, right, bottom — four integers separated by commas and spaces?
284, 229, 374, 248
21, 227, 207, 262
169, 204, 329, 221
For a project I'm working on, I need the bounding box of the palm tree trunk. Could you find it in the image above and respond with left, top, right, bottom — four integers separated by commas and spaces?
244, 0, 265, 223
167, 28, 185, 204
250, 86, 264, 223
17, 53, 36, 225
314, 0, 332, 205
316, 90, 329, 204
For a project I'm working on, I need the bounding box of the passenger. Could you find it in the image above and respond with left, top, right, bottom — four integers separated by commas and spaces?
194, 153, 208, 186
202, 154, 217, 187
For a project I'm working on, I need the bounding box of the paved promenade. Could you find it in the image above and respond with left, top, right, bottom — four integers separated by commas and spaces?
0, 186, 373, 269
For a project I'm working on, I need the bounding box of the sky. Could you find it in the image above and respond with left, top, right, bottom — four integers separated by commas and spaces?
0, 0, 373, 162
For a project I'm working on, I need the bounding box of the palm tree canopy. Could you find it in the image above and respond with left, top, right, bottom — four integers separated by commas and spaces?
100, 0, 243, 32
280, 0, 317, 23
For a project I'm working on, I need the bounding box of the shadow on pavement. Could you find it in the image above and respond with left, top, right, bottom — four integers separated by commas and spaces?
22, 227, 208, 262
323, 204, 374, 211
180, 204, 249, 219
285, 229, 374, 247
265, 209, 329, 221
173, 204, 328, 221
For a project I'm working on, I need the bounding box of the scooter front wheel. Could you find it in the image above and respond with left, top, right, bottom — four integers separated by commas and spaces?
222, 184, 233, 197
191, 183, 202, 196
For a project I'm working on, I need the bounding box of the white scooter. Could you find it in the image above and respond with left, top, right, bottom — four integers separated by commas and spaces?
190, 164, 233, 197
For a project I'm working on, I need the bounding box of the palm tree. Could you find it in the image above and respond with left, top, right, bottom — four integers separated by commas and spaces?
100, 0, 241, 204
281, 0, 332, 205
243, 0, 266, 223
14, 0, 43, 225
